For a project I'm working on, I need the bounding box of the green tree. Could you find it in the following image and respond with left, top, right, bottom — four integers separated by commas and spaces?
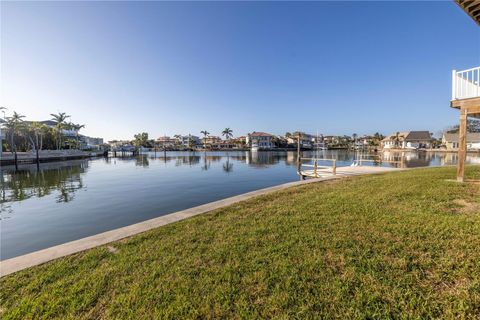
133, 132, 149, 148
50, 112, 70, 149
5, 112, 25, 166
200, 130, 209, 148
446, 119, 480, 133
25, 121, 47, 163
187, 134, 196, 150
69, 123, 85, 149
173, 134, 182, 148
222, 128, 233, 141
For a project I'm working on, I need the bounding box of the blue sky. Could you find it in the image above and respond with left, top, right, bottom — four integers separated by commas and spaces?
1, 1, 479, 140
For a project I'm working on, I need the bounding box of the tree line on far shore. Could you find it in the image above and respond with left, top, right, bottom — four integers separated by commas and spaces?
1, 108, 85, 156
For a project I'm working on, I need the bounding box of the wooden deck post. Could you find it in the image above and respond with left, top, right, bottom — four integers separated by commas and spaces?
332, 159, 337, 175
457, 107, 467, 182
314, 160, 318, 177
297, 135, 301, 180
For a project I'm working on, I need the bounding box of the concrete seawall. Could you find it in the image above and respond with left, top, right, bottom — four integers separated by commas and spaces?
0, 150, 103, 165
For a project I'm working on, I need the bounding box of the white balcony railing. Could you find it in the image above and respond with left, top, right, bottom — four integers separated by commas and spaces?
452, 66, 480, 100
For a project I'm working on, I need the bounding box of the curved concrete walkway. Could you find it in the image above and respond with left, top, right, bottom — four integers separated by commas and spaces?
0, 167, 400, 277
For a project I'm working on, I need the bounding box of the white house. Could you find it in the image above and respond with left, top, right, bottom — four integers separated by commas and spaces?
382, 131, 432, 150
156, 136, 177, 149
286, 132, 314, 149
246, 132, 275, 151
80, 136, 104, 149
177, 135, 200, 148
442, 132, 480, 151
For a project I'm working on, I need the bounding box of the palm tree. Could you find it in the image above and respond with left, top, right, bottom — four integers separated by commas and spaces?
5, 111, 25, 169
173, 134, 182, 149
187, 134, 195, 150
50, 112, 70, 150
222, 128, 233, 141
200, 130, 209, 148
394, 132, 402, 148
26, 121, 46, 164
71, 123, 85, 149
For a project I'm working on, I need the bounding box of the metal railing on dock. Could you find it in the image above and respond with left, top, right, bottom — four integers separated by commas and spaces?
352, 155, 404, 167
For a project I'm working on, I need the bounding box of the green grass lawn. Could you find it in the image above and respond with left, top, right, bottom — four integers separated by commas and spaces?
1, 166, 480, 319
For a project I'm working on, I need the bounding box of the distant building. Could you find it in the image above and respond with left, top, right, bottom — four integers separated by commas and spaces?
35, 120, 77, 137
81, 136, 104, 149
286, 132, 314, 149
108, 140, 135, 151
442, 132, 480, 151
322, 135, 338, 146
203, 136, 222, 146
246, 132, 275, 150
37, 120, 57, 127
156, 136, 176, 149
230, 136, 247, 149
382, 131, 432, 149
210, 141, 235, 150
178, 135, 200, 148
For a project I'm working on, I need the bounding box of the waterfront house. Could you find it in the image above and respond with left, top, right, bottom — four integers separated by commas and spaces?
323, 135, 338, 147
382, 131, 432, 150
26, 120, 102, 150
246, 132, 275, 151
204, 136, 222, 146
156, 136, 177, 149
286, 132, 314, 149
230, 136, 247, 149
354, 136, 369, 150
442, 132, 480, 151
313, 135, 327, 150
451, 1, 480, 181
81, 136, 104, 150
211, 141, 235, 150
177, 135, 200, 148
108, 140, 135, 151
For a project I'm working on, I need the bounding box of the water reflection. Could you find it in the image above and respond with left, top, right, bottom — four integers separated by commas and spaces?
223, 156, 234, 173
1, 160, 87, 205
2, 150, 479, 205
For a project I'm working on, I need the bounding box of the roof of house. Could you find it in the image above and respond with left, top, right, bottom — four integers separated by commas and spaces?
249, 131, 274, 137
39, 120, 57, 126
443, 132, 480, 143
405, 131, 432, 140
383, 131, 432, 142
382, 132, 408, 142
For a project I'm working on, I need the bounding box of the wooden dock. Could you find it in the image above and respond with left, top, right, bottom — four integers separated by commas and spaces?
299, 165, 400, 179
297, 157, 401, 179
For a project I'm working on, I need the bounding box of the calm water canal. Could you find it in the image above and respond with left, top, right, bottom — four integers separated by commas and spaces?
1, 150, 479, 259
